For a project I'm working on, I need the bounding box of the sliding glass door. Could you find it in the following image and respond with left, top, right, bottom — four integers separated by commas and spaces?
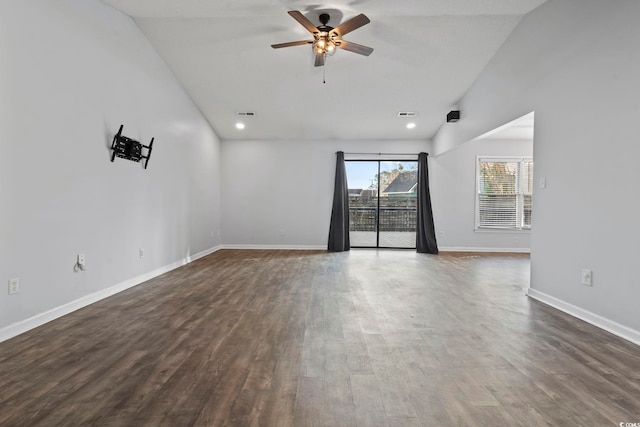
345, 160, 418, 249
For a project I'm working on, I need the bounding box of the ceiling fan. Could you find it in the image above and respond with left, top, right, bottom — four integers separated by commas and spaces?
271, 11, 373, 67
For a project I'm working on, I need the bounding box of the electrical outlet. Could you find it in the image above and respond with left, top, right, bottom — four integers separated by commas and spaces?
139, 248, 144, 258
581, 269, 593, 286
279, 229, 285, 237
8, 277, 19, 295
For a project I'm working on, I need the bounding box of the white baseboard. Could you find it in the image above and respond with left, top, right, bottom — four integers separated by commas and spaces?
439, 246, 531, 253
219, 245, 529, 253
221, 244, 326, 251
527, 288, 640, 346
185, 245, 222, 262
0, 245, 222, 343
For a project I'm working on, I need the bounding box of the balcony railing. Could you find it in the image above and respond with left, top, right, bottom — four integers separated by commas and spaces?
349, 206, 417, 232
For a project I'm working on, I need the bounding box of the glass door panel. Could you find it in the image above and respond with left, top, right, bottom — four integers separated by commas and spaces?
378, 161, 417, 248
346, 161, 378, 247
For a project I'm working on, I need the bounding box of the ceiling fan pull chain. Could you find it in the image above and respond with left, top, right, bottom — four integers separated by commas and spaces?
323, 60, 326, 84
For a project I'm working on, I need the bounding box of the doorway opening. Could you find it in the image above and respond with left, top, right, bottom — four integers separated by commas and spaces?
346, 160, 418, 248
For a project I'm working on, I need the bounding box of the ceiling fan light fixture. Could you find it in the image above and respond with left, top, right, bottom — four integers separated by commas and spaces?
313, 34, 336, 55
312, 40, 324, 54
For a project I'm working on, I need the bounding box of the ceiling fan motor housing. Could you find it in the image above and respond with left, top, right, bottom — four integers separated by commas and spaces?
319, 13, 331, 26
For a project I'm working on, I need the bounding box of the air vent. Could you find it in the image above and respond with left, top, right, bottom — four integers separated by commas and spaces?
237, 112, 256, 116
397, 112, 417, 117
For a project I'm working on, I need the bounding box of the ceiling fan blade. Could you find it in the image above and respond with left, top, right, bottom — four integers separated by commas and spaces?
314, 53, 325, 67
271, 40, 312, 49
336, 40, 374, 56
332, 14, 370, 37
288, 11, 319, 34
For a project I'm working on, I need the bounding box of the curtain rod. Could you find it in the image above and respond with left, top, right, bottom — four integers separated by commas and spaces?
340, 152, 427, 156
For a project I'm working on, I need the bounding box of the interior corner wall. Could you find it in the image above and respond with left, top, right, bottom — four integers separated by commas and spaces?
0, 0, 221, 334
220, 139, 430, 248
432, 0, 640, 337
430, 138, 533, 252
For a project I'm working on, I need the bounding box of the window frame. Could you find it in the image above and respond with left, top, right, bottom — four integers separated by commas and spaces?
475, 156, 533, 231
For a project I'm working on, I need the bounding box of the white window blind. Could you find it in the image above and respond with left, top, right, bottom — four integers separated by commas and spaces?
476, 158, 533, 230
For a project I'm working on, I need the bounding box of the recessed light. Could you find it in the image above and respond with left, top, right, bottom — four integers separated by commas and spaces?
406, 122, 416, 129
235, 122, 245, 130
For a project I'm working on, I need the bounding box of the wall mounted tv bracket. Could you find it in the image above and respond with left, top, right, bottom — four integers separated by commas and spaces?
110, 125, 154, 169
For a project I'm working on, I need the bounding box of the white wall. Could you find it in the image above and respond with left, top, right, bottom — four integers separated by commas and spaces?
0, 0, 221, 334
432, 0, 640, 339
430, 138, 533, 251
220, 140, 430, 248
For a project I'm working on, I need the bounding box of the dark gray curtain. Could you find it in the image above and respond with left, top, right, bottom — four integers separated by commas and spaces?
416, 152, 438, 254
328, 151, 350, 252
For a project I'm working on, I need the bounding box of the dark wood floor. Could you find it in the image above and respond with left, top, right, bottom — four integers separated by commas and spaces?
1, 250, 639, 426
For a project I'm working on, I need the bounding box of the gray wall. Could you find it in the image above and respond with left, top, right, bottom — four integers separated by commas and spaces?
220, 139, 431, 248
0, 0, 222, 333
433, 0, 640, 339
220, 137, 532, 252
431, 137, 533, 251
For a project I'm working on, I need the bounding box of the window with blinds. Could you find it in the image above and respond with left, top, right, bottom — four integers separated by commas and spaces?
476, 158, 533, 230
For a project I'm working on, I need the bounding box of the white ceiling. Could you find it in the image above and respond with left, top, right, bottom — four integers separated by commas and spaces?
100, 0, 546, 141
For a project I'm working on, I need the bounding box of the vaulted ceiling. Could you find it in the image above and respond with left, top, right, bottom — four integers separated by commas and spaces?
101, 0, 546, 141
